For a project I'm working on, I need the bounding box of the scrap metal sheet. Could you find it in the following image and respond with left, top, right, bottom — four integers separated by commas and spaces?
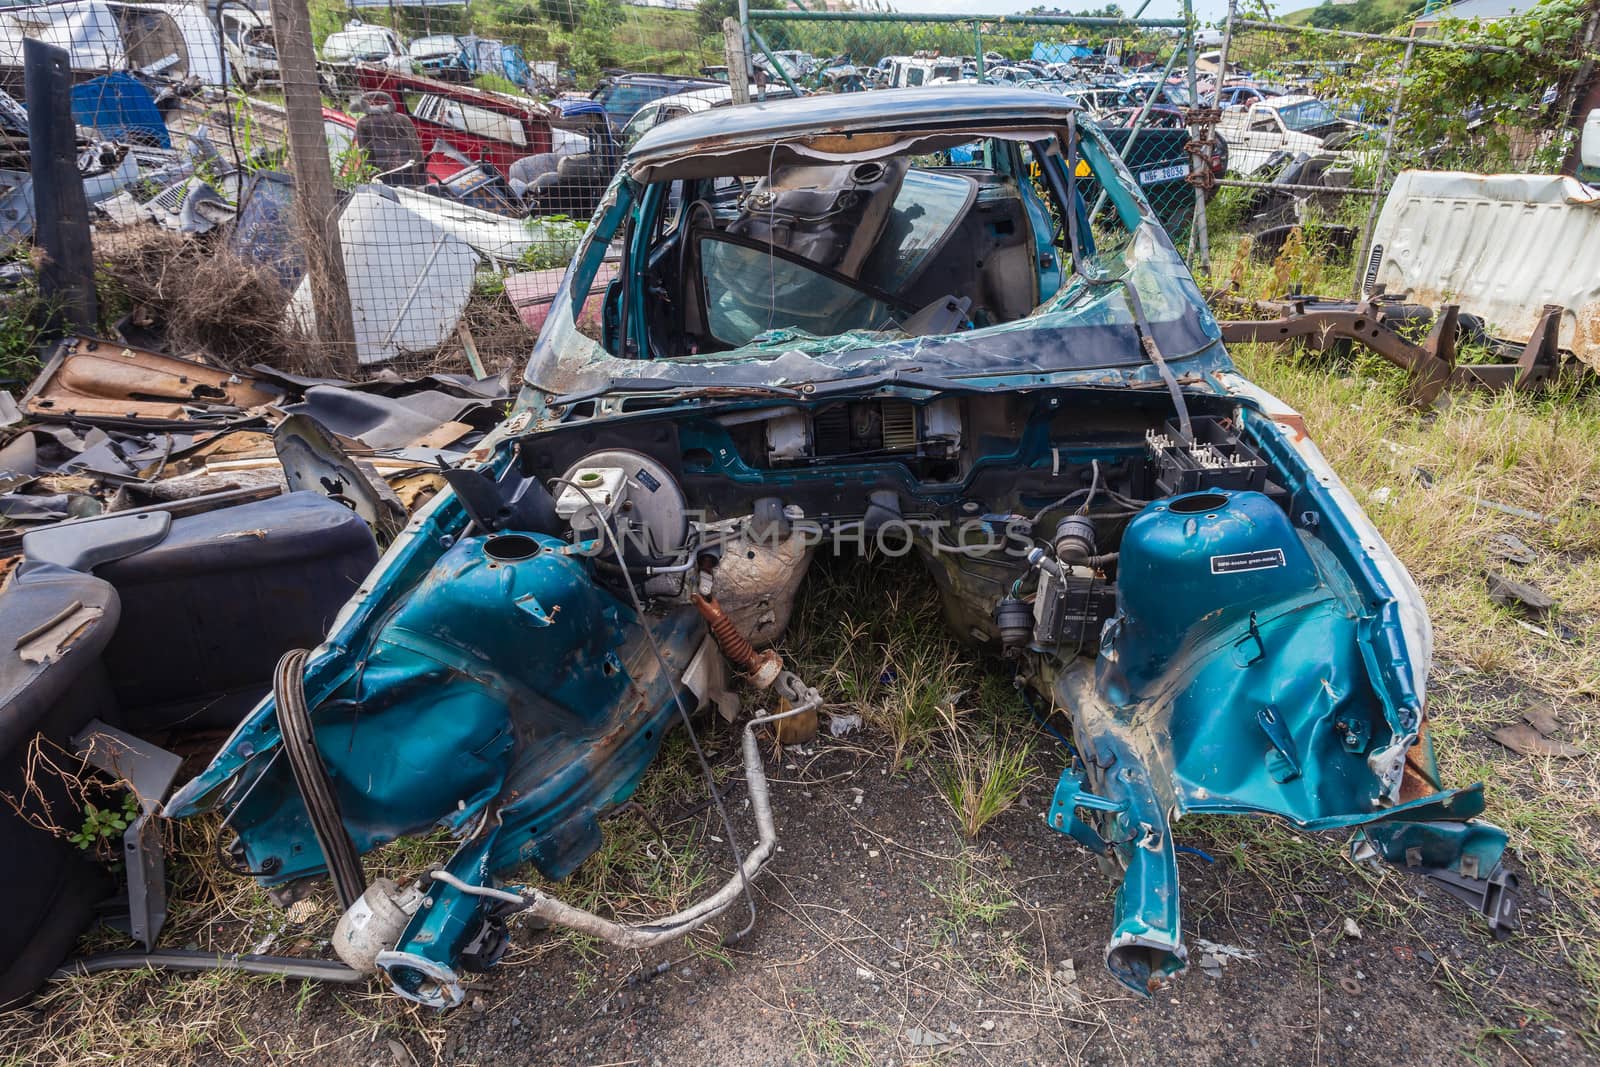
1366, 171, 1600, 368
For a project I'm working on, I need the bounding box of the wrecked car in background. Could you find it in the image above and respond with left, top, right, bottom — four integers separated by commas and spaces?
167, 86, 1514, 1007
1216, 95, 1369, 176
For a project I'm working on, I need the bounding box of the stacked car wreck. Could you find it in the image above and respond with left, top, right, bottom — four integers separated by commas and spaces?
150, 87, 1514, 1006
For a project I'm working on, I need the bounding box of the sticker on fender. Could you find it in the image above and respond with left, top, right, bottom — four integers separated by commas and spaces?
1210, 548, 1286, 575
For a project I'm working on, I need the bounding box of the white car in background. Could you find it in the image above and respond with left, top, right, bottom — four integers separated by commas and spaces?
218, 5, 277, 90
1216, 94, 1367, 175
619, 83, 803, 149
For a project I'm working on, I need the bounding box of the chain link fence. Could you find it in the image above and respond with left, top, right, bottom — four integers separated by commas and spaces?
0, 0, 731, 380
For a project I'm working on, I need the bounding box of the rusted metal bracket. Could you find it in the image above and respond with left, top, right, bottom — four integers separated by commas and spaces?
1182, 107, 1221, 194
1215, 295, 1566, 403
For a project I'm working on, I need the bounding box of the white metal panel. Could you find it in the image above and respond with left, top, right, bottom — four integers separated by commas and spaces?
1366, 169, 1600, 367
288, 191, 477, 366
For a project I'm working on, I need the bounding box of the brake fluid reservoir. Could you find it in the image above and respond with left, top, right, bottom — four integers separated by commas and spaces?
1110, 490, 1321, 685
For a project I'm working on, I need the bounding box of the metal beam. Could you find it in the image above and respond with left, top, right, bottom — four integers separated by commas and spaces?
749, 9, 1186, 28
1225, 17, 1515, 53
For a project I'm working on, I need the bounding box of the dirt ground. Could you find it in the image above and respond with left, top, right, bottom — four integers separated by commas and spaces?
406, 725, 1587, 1067
9, 682, 1590, 1067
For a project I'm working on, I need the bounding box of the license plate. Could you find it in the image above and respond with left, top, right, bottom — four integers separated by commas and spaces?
1137, 163, 1187, 185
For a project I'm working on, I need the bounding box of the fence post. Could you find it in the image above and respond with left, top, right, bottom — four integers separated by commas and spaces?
1182, 0, 1210, 271
24, 38, 96, 335
1215, 0, 1236, 98
268, 0, 357, 371
725, 17, 751, 104
1351, 35, 1415, 299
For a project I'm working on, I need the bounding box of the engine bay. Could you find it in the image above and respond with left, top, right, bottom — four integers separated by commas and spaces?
506, 387, 1278, 646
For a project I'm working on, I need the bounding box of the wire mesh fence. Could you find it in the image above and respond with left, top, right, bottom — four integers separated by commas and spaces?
0, 0, 1588, 383
1198, 7, 1594, 293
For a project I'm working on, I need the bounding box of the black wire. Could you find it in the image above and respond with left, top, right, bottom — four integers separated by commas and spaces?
274, 648, 366, 910
213, 0, 246, 177
547, 477, 761, 942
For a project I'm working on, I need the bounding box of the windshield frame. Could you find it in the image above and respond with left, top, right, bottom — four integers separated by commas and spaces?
520, 115, 1224, 399
1277, 98, 1341, 131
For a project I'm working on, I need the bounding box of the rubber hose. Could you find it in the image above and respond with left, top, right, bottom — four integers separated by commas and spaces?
274, 648, 367, 910
54, 949, 364, 983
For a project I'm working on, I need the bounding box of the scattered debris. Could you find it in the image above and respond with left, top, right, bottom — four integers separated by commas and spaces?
827, 712, 863, 737
1490, 724, 1584, 759
1194, 939, 1258, 978
904, 1028, 950, 1048
1491, 705, 1583, 759
1522, 701, 1561, 738
1487, 533, 1537, 566
1486, 572, 1557, 619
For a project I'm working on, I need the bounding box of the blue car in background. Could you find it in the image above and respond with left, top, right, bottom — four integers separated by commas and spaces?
407, 34, 473, 83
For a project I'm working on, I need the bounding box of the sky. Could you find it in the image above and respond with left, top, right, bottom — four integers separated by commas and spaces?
891, 0, 1241, 27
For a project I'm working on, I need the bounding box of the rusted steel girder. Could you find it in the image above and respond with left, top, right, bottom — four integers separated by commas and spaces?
1216, 295, 1566, 403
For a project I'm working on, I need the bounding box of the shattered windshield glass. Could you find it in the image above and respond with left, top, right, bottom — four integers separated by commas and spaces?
522, 119, 1222, 397
702, 238, 896, 346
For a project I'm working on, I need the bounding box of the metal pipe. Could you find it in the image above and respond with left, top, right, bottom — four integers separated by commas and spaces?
1183, 0, 1208, 270
428, 690, 821, 951
1226, 17, 1513, 52
749, 9, 1186, 27
748, 24, 803, 98
1212, 178, 1383, 196
1214, 0, 1237, 104
1352, 36, 1415, 300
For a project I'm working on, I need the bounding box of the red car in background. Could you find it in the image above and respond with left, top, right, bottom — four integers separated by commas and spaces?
349, 66, 554, 183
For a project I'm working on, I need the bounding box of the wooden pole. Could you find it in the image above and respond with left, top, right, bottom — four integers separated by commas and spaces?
725, 17, 750, 104
269, 0, 358, 372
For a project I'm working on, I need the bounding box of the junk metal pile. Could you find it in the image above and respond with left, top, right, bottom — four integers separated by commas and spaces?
8, 15, 1598, 1020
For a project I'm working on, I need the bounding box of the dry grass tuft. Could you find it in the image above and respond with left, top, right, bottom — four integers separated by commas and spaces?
95, 227, 299, 370
94, 227, 536, 382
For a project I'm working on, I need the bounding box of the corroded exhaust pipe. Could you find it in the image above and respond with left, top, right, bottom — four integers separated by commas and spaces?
692, 593, 783, 689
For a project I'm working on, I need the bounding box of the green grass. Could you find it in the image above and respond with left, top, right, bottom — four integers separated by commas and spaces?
926, 851, 1016, 936
935, 716, 1033, 841
801, 1016, 874, 1067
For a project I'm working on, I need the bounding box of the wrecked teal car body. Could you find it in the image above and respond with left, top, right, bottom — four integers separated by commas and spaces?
168, 86, 1511, 1006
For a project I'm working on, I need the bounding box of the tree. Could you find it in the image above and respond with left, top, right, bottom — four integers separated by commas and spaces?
696, 0, 782, 38
569, 0, 624, 75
